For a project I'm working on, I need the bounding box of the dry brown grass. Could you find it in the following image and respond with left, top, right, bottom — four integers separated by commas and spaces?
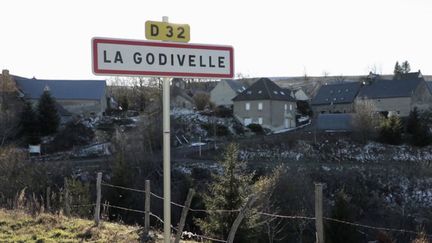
412, 232, 430, 243
0, 209, 141, 242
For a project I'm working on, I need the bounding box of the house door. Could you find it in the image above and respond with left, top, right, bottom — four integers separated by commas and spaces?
284, 118, 289, 128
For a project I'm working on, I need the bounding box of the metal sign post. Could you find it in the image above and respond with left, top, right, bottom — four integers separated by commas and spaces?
91, 17, 234, 243
161, 16, 171, 243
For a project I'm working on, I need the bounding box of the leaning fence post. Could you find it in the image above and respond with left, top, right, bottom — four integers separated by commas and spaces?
144, 180, 151, 235
315, 183, 324, 243
95, 172, 102, 226
227, 195, 257, 243
46, 186, 51, 212
174, 188, 195, 243
64, 178, 70, 217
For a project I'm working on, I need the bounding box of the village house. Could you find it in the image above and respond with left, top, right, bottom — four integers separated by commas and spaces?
171, 78, 195, 109
4, 72, 107, 117
311, 82, 361, 114
289, 88, 310, 101
210, 79, 248, 108
356, 71, 432, 117
232, 78, 297, 131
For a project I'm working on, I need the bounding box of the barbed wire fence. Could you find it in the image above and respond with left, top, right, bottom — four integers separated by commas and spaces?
66, 172, 431, 243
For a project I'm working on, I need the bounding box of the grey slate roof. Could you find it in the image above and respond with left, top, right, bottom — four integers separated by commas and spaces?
13, 76, 106, 100
171, 85, 195, 104
317, 113, 353, 131
232, 78, 296, 102
224, 79, 248, 94
427, 82, 432, 94
393, 71, 423, 80
357, 74, 423, 99
311, 82, 361, 105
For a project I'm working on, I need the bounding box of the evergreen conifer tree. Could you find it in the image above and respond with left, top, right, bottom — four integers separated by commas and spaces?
379, 114, 403, 145
197, 143, 254, 242
406, 108, 419, 135
401, 60, 411, 74
393, 61, 403, 76
37, 90, 60, 136
20, 101, 40, 144
408, 108, 431, 146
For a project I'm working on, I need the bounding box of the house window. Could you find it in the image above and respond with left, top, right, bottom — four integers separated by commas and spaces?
284, 104, 288, 111
289, 104, 293, 111
245, 102, 250, 111
258, 102, 263, 110
258, 117, 263, 125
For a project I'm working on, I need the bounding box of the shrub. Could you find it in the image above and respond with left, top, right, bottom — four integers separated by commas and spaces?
326, 190, 361, 243
247, 123, 264, 134
297, 100, 312, 116
216, 124, 229, 136
201, 124, 230, 137
232, 122, 245, 135
51, 121, 95, 152
214, 106, 232, 118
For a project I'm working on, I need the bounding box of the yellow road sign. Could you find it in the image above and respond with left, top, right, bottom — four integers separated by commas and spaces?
145, 21, 190, 43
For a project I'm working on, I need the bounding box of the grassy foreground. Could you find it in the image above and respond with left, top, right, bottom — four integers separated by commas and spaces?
0, 209, 141, 242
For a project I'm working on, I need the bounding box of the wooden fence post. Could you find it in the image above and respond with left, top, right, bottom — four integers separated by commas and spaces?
174, 188, 195, 243
144, 180, 151, 235
64, 178, 70, 217
227, 195, 257, 243
315, 183, 324, 243
95, 172, 102, 226
46, 187, 51, 212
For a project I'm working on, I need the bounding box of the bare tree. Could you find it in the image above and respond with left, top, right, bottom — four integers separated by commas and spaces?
254, 166, 314, 243
335, 75, 346, 83
322, 70, 330, 78
107, 76, 160, 112
352, 99, 382, 143
193, 92, 210, 110
366, 64, 382, 75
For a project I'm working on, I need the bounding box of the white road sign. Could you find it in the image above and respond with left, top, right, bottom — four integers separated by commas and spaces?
92, 37, 234, 78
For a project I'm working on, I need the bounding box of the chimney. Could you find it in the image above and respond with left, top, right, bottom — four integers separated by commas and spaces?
1, 69, 10, 91
2, 69, 9, 77
1, 69, 16, 92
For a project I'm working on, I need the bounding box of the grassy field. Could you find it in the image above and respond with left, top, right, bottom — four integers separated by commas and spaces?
0, 209, 141, 242
0, 209, 200, 242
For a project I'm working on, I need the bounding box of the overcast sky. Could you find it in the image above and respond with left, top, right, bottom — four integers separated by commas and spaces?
1, 0, 431, 80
